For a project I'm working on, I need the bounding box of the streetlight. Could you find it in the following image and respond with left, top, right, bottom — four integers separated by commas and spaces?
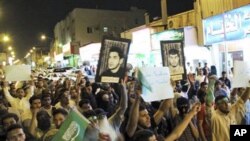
3, 35, 10, 42
8, 46, 12, 51
41, 34, 46, 40
41, 34, 53, 41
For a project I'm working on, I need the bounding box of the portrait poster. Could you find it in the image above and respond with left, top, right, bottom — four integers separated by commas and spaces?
160, 40, 186, 81
95, 36, 131, 83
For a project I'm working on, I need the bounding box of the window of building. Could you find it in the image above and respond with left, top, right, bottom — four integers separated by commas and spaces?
87, 27, 93, 33
135, 18, 138, 24
103, 27, 108, 32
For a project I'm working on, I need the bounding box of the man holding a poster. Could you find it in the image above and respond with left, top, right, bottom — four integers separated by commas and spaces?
100, 46, 125, 82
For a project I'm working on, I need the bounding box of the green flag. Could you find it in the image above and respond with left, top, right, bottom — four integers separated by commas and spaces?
52, 109, 90, 141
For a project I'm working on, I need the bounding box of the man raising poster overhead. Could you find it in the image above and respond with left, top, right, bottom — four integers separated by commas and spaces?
95, 36, 131, 83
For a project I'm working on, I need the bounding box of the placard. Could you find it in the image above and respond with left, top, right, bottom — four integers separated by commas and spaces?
4, 65, 31, 81
138, 67, 174, 102
161, 40, 186, 81
95, 36, 131, 83
232, 61, 250, 88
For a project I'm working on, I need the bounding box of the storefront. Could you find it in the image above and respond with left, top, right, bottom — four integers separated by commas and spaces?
79, 43, 101, 67
61, 42, 81, 67
127, 28, 152, 67
54, 53, 64, 68
203, 4, 250, 75
151, 26, 211, 71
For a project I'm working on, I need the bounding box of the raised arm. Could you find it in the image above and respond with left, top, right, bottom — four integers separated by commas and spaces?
25, 76, 35, 99
240, 82, 250, 103
3, 81, 16, 104
125, 85, 141, 137
153, 98, 172, 125
28, 108, 39, 138
116, 80, 128, 115
165, 103, 201, 141
205, 75, 217, 106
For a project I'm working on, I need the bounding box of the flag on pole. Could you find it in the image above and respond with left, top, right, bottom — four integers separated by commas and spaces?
52, 109, 90, 141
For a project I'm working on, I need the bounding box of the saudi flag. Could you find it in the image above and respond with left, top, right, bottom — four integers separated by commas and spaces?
52, 109, 90, 141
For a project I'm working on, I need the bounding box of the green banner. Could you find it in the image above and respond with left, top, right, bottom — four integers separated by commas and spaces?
52, 109, 90, 141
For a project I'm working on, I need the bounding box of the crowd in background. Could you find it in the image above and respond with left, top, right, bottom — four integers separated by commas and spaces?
0, 62, 249, 141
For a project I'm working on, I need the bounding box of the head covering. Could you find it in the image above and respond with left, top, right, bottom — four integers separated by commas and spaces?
83, 110, 96, 119
215, 95, 228, 104
94, 108, 107, 116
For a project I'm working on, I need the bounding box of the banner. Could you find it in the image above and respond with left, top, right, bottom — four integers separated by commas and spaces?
52, 109, 90, 141
3, 65, 31, 81
232, 61, 250, 88
138, 67, 174, 102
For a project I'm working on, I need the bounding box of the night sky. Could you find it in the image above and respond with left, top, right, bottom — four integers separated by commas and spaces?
0, 0, 194, 59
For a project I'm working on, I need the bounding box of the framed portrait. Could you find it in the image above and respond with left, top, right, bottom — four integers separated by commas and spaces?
160, 40, 186, 81
95, 36, 131, 83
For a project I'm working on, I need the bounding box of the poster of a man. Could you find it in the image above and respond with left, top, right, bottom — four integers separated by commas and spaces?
161, 40, 186, 80
95, 36, 131, 83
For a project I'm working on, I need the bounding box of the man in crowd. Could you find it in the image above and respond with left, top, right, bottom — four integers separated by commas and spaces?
219, 71, 231, 90
6, 124, 26, 141
211, 81, 250, 141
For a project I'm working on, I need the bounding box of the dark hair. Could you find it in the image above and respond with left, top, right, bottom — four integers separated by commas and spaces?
222, 71, 226, 75
41, 94, 51, 100
139, 104, 147, 112
176, 97, 189, 110
29, 95, 41, 105
109, 46, 124, 58
1, 113, 19, 125
133, 129, 155, 141
200, 82, 207, 88
6, 124, 23, 133
52, 108, 68, 117
168, 48, 179, 56
79, 99, 90, 107
83, 110, 96, 119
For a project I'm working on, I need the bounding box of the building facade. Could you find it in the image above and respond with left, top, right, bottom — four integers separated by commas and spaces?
51, 7, 146, 67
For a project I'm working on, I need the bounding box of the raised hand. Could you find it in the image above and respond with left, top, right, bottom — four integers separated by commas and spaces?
190, 102, 201, 115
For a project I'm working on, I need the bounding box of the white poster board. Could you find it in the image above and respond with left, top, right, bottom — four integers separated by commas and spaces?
4, 65, 31, 81
138, 67, 174, 102
232, 61, 250, 88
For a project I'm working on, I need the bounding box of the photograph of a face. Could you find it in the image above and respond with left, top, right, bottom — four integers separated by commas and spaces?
161, 40, 186, 81
95, 36, 131, 83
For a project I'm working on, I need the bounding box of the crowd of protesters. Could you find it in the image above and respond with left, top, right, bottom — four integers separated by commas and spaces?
0, 63, 249, 141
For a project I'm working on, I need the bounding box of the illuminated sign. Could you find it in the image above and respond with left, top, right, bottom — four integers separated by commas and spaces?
151, 28, 184, 50
203, 4, 250, 45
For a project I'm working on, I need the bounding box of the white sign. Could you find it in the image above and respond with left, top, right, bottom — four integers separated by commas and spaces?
138, 67, 174, 102
4, 65, 31, 81
232, 61, 250, 88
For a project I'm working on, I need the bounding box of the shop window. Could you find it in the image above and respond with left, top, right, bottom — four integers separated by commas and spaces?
87, 27, 93, 33
135, 18, 138, 24
103, 27, 108, 32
